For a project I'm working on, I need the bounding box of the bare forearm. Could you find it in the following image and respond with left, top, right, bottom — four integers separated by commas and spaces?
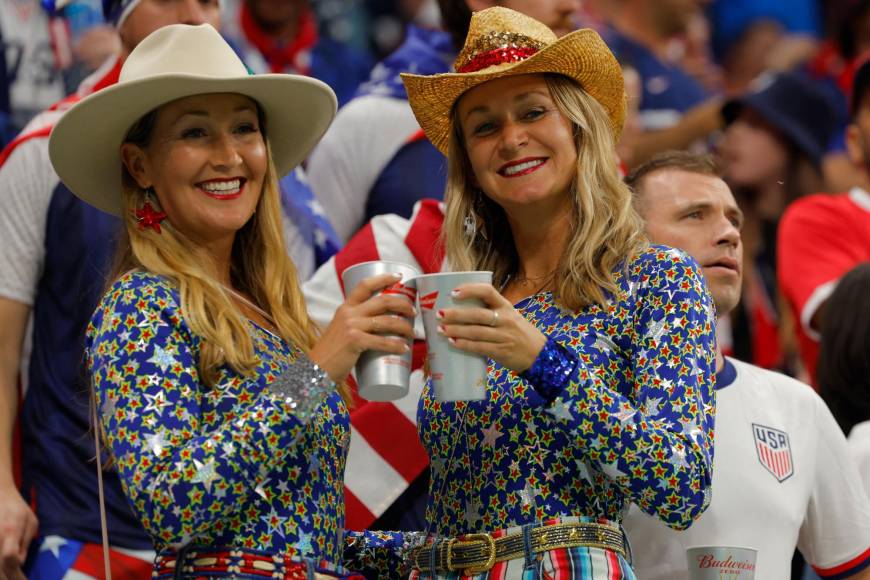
626, 99, 724, 168
0, 297, 29, 486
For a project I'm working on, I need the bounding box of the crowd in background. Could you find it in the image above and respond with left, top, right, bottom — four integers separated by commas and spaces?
4, 0, 866, 378
2, 0, 870, 579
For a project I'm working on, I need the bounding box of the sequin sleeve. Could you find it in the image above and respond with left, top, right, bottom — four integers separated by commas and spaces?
342, 530, 426, 579
522, 249, 717, 530
85, 272, 334, 546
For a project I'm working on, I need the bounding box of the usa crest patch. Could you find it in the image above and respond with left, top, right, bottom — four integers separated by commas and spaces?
752, 423, 794, 482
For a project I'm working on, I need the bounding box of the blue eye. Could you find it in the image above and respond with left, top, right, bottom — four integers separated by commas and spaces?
524, 107, 545, 120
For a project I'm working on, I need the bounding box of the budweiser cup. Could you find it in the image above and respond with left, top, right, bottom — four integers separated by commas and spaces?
686, 546, 757, 579
414, 271, 492, 402
341, 261, 420, 401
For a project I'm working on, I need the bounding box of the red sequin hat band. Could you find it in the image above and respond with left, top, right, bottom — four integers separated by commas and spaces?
457, 45, 540, 73
455, 31, 545, 74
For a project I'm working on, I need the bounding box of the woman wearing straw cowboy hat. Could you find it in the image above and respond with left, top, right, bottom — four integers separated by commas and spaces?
351, 7, 717, 578
48, 23, 417, 579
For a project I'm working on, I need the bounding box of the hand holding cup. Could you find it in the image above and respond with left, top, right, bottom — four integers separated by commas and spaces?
340, 261, 420, 401
309, 272, 415, 383
438, 283, 547, 373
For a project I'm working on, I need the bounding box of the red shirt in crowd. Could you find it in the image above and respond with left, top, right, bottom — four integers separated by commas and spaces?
778, 188, 870, 385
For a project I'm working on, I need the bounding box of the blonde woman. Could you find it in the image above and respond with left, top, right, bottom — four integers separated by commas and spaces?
347, 8, 717, 579
48, 24, 414, 579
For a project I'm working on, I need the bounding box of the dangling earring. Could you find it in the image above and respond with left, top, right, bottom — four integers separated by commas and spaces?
463, 213, 477, 239
464, 190, 488, 241
134, 187, 167, 233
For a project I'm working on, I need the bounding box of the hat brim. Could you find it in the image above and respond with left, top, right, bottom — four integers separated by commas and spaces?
49, 73, 337, 216
722, 97, 824, 167
401, 28, 625, 156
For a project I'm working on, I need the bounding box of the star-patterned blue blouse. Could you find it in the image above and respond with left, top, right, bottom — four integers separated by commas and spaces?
86, 271, 352, 574
344, 245, 718, 577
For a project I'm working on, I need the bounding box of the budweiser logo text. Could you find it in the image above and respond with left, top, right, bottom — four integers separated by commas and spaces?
696, 554, 756, 571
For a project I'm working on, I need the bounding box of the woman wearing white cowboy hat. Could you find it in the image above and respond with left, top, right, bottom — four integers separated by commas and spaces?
344, 7, 718, 578
49, 23, 417, 579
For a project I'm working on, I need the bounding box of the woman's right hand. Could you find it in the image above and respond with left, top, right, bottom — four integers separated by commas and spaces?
308, 273, 416, 381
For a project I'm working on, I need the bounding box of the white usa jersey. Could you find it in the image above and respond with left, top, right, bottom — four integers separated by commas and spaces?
623, 357, 870, 580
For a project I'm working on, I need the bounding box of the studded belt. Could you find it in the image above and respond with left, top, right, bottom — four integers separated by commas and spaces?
154, 546, 361, 580
409, 521, 627, 575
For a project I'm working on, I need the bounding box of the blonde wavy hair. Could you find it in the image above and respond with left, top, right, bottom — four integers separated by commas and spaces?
443, 73, 647, 311
109, 105, 349, 402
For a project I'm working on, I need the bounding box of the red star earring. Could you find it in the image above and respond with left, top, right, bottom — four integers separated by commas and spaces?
134, 188, 167, 233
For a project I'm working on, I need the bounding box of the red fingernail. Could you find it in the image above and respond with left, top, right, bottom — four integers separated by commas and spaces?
437, 309, 445, 319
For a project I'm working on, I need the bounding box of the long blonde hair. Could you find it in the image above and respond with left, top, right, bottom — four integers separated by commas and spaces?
443, 74, 647, 310
109, 105, 349, 401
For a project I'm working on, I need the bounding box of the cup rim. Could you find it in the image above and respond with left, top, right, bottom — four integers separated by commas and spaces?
686, 545, 758, 553
341, 260, 421, 274
411, 270, 493, 279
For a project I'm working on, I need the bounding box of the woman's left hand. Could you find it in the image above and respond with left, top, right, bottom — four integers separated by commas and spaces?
438, 283, 547, 372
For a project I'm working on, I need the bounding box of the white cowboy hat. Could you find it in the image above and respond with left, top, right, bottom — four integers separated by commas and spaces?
48, 23, 337, 217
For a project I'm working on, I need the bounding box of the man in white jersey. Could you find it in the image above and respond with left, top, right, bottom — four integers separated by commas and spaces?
622, 150, 870, 580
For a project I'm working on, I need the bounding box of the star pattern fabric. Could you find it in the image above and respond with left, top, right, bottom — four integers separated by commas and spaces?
420, 248, 716, 536
86, 271, 352, 574
343, 247, 717, 578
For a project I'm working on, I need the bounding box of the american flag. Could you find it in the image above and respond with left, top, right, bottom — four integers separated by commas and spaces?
304, 200, 445, 528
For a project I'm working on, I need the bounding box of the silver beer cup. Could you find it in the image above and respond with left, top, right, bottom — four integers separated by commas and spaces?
341, 260, 420, 401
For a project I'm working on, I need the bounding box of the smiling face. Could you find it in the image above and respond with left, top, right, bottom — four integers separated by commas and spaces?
121, 93, 268, 249
456, 74, 578, 218
636, 168, 744, 315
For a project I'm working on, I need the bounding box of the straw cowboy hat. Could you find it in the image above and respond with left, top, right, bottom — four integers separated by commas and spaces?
401, 7, 626, 156
49, 23, 337, 217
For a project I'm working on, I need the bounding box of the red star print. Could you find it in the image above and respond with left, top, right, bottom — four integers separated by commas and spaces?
134, 202, 167, 233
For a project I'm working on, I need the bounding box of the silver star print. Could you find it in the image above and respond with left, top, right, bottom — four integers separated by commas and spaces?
614, 407, 636, 425
297, 531, 313, 554
668, 446, 688, 471
547, 398, 575, 422
147, 345, 176, 371
481, 423, 503, 446
143, 430, 167, 457
593, 333, 618, 353
519, 481, 538, 506
101, 395, 118, 423
575, 459, 594, 484
642, 396, 662, 418
143, 391, 169, 415
601, 460, 626, 480
308, 454, 321, 476
191, 458, 220, 493
645, 318, 668, 344
261, 507, 288, 539
680, 418, 703, 441
464, 499, 482, 529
